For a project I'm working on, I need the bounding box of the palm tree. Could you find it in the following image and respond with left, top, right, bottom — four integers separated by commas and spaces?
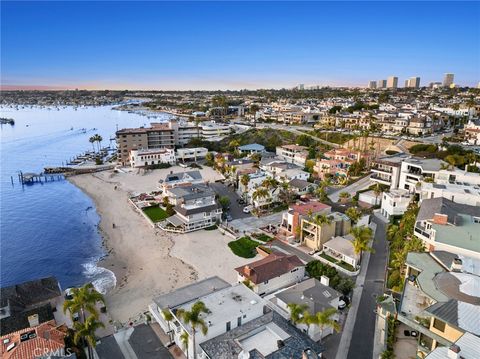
310, 214, 332, 226
73, 316, 105, 359
180, 330, 190, 358
63, 283, 105, 322
339, 191, 351, 203
240, 174, 250, 188
262, 177, 278, 190
350, 225, 374, 263
252, 187, 270, 209
386, 224, 399, 241
287, 303, 308, 325
162, 309, 174, 342
315, 308, 341, 343
345, 206, 361, 223
95, 134, 103, 152
89, 136, 96, 153
373, 183, 382, 205
300, 310, 317, 337
176, 301, 210, 359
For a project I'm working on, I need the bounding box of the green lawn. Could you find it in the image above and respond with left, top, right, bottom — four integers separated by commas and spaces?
142, 205, 169, 222
228, 236, 259, 258
251, 233, 273, 242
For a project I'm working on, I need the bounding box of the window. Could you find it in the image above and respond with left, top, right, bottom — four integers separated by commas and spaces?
237, 317, 242, 327
264, 280, 269, 284
226, 321, 231, 332
432, 318, 446, 332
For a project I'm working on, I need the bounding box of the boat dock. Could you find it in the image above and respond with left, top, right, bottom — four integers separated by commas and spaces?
17, 171, 64, 185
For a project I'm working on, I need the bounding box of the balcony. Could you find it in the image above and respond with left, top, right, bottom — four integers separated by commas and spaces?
371, 174, 391, 185
371, 165, 393, 174
414, 225, 430, 239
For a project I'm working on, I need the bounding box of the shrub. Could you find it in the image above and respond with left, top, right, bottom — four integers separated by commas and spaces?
204, 224, 218, 231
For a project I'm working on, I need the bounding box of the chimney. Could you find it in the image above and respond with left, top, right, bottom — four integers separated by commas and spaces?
432, 213, 448, 225
451, 258, 463, 272
447, 344, 461, 359
320, 275, 330, 287
28, 314, 39, 327
244, 266, 252, 277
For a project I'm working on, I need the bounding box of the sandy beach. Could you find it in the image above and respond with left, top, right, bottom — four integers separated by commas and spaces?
68, 166, 239, 325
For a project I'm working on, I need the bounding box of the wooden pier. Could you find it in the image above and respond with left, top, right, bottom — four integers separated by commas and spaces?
18, 171, 64, 185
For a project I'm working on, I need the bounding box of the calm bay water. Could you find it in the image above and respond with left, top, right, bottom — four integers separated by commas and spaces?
0, 105, 171, 292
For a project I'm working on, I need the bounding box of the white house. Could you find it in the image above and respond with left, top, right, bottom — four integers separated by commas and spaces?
150, 277, 266, 359
276, 145, 309, 167
129, 148, 176, 168
420, 182, 480, 207
380, 189, 413, 220
235, 253, 305, 296
322, 234, 360, 269
176, 147, 208, 162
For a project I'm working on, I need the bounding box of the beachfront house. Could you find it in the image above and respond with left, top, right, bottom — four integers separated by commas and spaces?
160, 184, 222, 233
235, 253, 305, 296
159, 170, 204, 192
129, 148, 176, 168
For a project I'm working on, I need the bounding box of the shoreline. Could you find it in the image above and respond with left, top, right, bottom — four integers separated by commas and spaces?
68, 171, 198, 325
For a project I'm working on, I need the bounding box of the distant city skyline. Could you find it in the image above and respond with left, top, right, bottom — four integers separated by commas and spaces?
1, 1, 479, 90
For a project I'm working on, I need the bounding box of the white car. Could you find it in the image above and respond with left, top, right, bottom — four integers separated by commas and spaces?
243, 206, 252, 214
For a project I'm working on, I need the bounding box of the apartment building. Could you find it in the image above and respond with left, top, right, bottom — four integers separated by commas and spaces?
129, 148, 176, 168
200, 121, 231, 139
314, 148, 369, 179
407, 116, 433, 136
414, 197, 480, 258
276, 145, 309, 167
160, 184, 222, 233
301, 212, 351, 251
235, 253, 305, 296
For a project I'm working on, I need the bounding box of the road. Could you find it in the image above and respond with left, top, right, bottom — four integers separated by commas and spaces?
346, 215, 389, 359
328, 175, 372, 203
209, 182, 251, 220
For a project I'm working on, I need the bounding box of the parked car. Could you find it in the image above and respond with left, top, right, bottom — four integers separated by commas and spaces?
338, 300, 347, 310
243, 206, 252, 213
65, 288, 74, 300
308, 250, 319, 256
226, 214, 233, 221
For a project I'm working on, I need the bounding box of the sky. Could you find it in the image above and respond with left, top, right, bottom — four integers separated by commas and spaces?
1, 1, 479, 90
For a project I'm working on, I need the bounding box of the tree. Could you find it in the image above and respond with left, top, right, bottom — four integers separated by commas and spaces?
219, 196, 231, 210
278, 182, 295, 204
229, 139, 240, 152
176, 301, 210, 359
373, 183, 383, 204
339, 191, 351, 203
250, 152, 262, 164
287, 303, 308, 325
89, 136, 96, 153
180, 331, 189, 358
315, 308, 341, 343
350, 225, 374, 263
73, 316, 105, 359
162, 309, 174, 342
252, 187, 270, 209
63, 283, 105, 323
310, 214, 332, 226
205, 152, 214, 166
300, 310, 317, 337
240, 174, 250, 188
345, 206, 362, 223
261, 177, 278, 190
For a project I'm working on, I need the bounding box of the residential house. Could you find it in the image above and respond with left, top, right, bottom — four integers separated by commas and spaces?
235, 253, 305, 296
150, 278, 267, 359
0, 320, 68, 359
370, 153, 409, 189
273, 277, 341, 340
279, 201, 332, 243
129, 148, 176, 168
420, 182, 480, 207
301, 212, 351, 251
395, 251, 480, 358
399, 157, 446, 192
0, 277, 62, 335
160, 170, 204, 191
199, 311, 323, 359
176, 147, 208, 162
407, 116, 433, 136
464, 120, 480, 145
276, 145, 309, 167
425, 332, 480, 359
322, 234, 360, 268
160, 184, 222, 233
380, 189, 413, 220
414, 198, 480, 258
288, 178, 316, 196
238, 143, 265, 155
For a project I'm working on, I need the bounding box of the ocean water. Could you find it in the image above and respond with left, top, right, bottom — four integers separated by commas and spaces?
0, 105, 172, 293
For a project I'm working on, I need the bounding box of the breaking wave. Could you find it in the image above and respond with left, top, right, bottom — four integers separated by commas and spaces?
82, 261, 116, 294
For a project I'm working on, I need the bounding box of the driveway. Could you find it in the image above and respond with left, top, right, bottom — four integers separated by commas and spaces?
209, 182, 251, 220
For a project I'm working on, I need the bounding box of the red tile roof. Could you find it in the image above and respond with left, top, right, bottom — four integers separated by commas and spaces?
235, 253, 304, 284
0, 320, 67, 359
290, 201, 331, 216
